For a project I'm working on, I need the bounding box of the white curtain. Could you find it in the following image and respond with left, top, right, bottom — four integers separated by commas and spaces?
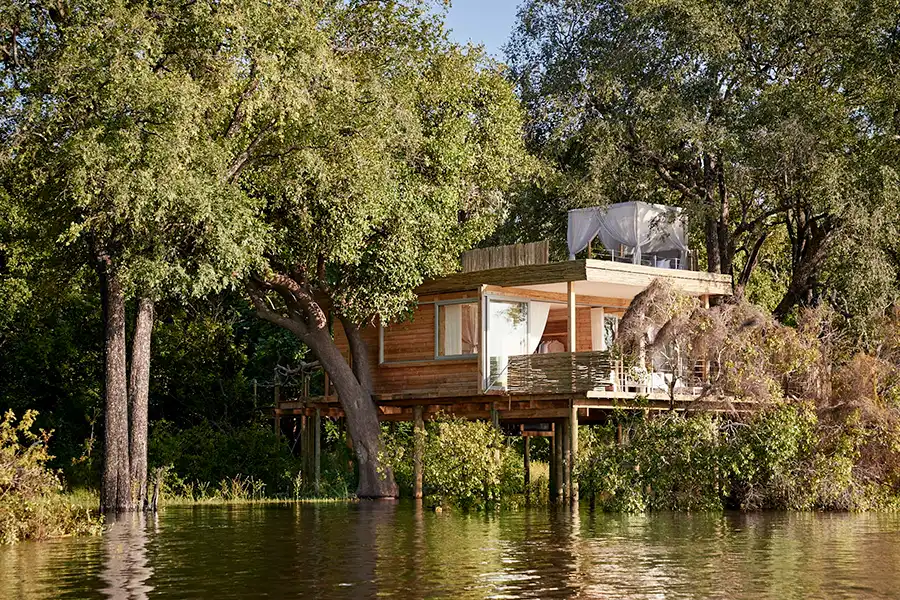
567, 208, 605, 259
567, 202, 688, 264
527, 301, 551, 354
590, 307, 605, 351
443, 304, 462, 356
460, 304, 477, 354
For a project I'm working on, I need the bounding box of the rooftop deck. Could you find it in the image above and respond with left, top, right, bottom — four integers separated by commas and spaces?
417, 258, 732, 297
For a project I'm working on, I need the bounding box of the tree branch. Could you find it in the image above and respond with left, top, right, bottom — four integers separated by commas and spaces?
224, 60, 259, 139
226, 119, 274, 182
246, 280, 308, 338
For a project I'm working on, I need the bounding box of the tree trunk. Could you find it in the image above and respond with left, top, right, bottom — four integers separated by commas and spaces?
100, 267, 132, 512
305, 328, 398, 498
246, 276, 397, 498
341, 315, 375, 397
128, 297, 154, 509
704, 209, 721, 274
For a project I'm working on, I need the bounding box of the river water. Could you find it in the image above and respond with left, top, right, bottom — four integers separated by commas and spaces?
1, 503, 899, 599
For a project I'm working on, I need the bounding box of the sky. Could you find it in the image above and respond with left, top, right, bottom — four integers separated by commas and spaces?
444, 0, 523, 59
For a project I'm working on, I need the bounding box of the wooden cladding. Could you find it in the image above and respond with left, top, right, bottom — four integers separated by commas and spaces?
506, 351, 618, 395
382, 304, 435, 363
461, 241, 550, 273
331, 289, 482, 399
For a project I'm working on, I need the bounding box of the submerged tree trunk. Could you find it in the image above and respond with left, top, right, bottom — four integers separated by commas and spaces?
100, 266, 132, 513
128, 297, 154, 509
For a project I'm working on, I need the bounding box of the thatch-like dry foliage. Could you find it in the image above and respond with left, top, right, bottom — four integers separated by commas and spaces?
616, 278, 823, 406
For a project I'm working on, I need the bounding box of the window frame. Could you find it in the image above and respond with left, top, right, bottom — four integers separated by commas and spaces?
377, 298, 480, 365
433, 299, 480, 361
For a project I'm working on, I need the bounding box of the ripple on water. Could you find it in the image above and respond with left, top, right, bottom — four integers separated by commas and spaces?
2, 506, 900, 599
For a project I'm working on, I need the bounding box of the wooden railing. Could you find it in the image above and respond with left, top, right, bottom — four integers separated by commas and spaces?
505, 351, 705, 396
506, 351, 622, 394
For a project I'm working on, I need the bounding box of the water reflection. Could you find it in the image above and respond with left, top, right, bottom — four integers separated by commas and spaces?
100, 512, 154, 599
2, 504, 900, 599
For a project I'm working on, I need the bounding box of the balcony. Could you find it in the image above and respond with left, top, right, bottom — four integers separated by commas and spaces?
504, 351, 705, 400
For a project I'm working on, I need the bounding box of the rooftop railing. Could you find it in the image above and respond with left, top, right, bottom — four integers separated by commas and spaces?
589, 248, 699, 271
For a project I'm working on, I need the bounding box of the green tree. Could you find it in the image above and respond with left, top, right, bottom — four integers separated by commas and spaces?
2, 0, 265, 510
506, 0, 900, 317
241, 1, 528, 496
3, 0, 528, 502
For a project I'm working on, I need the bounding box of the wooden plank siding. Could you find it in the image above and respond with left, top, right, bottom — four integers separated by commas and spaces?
381, 304, 435, 363
333, 290, 481, 399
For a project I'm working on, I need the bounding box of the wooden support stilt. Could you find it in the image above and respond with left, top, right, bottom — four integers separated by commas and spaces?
548, 425, 557, 503
523, 436, 531, 503
342, 418, 354, 472
569, 401, 579, 505
562, 418, 571, 502
300, 415, 310, 483
491, 404, 500, 429
273, 384, 281, 437
413, 405, 424, 499
314, 408, 321, 495
554, 420, 565, 503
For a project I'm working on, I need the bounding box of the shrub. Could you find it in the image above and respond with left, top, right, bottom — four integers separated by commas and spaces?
0, 410, 102, 544
423, 416, 521, 509
382, 415, 524, 509
578, 411, 723, 512
148, 420, 301, 497
577, 404, 899, 513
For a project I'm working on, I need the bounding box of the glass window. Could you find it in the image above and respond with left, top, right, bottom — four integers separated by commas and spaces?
437, 302, 479, 357
604, 315, 619, 351
485, 300, 529, 388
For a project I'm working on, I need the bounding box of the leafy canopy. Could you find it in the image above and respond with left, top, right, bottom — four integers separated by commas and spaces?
506, 0, 900, 318
247, 1, 529, 325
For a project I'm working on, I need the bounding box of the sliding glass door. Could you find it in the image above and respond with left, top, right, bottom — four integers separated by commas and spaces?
484, 299, 528, 390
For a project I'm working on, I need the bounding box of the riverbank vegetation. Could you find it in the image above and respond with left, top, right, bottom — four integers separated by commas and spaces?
0, 410, 102, 544
1, 0, 900, 533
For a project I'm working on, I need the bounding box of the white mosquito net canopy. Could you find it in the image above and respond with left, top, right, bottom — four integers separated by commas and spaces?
567, 201, 688, 265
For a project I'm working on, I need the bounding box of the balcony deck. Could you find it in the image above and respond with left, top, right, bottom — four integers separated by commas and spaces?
273, 351, 748, 424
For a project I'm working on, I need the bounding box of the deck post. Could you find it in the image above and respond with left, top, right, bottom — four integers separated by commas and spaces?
299, 415, 308, 479
562, 417, 571, 502
569, 401, 579, 505
596, 307, 605, 351
548, 425, 557, 503
491, 404, 500, 429
701, 294, 710, 383
314, 408, 322, 495
413, 405, 425, 499
554, 420, 566, 503
273, 384, 281, 437
523, 435, 531, 503
567, 281, 576, 352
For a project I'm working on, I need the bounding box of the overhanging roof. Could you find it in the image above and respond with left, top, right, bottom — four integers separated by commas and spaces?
417, 259, 733, 298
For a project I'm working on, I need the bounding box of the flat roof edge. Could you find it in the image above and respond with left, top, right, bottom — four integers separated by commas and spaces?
584, 258, 733, 284
416, 260, 589, 295
416, 259, 733, 296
